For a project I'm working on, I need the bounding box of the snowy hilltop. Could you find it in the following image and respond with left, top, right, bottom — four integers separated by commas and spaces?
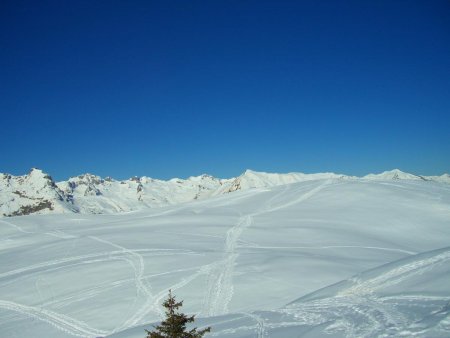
1, 168, 449, 217
1, 177, 449, 337
0, 169, 78, 217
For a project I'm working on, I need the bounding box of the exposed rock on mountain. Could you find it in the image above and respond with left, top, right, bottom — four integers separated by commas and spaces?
55, 172, 230, 214
0, 168, 77, 216
0, 168, 448, 217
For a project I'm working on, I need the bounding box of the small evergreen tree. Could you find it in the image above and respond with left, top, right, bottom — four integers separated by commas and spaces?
146, 290, 211, 338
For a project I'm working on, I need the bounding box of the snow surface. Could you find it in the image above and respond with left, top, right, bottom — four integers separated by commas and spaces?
1, 178, 450, 337
363, 169, 427, 181
0, 169, 76, 216
1, 168, 449, 217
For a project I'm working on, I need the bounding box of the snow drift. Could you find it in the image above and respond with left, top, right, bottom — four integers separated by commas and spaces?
0, 177, 449, 337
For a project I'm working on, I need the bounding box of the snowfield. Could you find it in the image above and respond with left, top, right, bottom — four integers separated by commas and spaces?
1, 178, 450, 337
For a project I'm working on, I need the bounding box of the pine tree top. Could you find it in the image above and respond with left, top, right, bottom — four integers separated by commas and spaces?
146, 290, 211, 338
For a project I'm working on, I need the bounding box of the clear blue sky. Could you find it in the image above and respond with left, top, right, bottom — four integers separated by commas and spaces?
1, 0, 449, 180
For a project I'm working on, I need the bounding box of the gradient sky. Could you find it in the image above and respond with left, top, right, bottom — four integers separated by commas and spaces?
1, 0, 449, 180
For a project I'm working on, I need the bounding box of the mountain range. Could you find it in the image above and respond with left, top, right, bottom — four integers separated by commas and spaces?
1, 168, 449, 217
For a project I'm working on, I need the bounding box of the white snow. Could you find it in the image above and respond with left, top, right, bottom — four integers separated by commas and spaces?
2, 168, 448, 218
363, 169, 427, 181
1, 177, 449, 337
0, 169, 76, 217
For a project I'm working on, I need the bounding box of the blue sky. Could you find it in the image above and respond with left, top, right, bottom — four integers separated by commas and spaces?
1, 0, 449, 180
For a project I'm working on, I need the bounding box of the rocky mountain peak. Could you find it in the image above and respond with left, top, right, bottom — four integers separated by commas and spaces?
25, 168, 58, 189
0, 169, 76, 217
1, 168, 449, 217
74, 173, 103, 185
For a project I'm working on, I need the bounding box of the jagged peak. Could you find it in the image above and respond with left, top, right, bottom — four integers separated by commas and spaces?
2, 167, 450, 217
28, 167, 50, 178
60, 173, 104, 190
69, 173, 103, 183
77, 173, 101, 179
29, 167, 44, 174
26, 168, 56, 186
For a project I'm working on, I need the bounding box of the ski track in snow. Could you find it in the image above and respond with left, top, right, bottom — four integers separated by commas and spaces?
266, 179, 332, 213
0, 219, 33, 234
0, 224, 209, 335
44, 230, 77, 239
242, 312, 266, 337
261, 183, 291, 212
279, 247, 450, 337
339, 249, 450, 297
114, 263, 209, 333
202, 215, 253, 316
281, 295, 412, 337
41, 267, 205, 310
87, 236, 162, 333
242, 245, 416, 255
0, 238, 204, 336
86, 236, 216, 333
202, 180, 333, 318
0, 218, 78, 242
0, 300, 108, 337
0, 249, 195, 281
2, 178, 450, 337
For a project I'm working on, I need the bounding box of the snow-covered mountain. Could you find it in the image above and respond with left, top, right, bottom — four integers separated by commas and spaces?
57, 173, 230, 215
0, 169, 233, 216
215, 169, 349, 193
1, 168, 449, 217
1, 178, 449, 337
0, 169, 77, 217
363, 168, 427, 181
422, 173, 450, 183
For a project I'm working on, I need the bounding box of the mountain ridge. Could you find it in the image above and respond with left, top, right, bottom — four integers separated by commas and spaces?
1, 168, 449, 217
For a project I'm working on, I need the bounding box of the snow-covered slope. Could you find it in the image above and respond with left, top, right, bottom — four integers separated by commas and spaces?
0, 179, 449, 337
364, 169, 450, 184
426, 173, 450, 184
181, 246, 450, 338
364, 169, 427, 181
1, 168, 449, 217
215, 169, 349, 193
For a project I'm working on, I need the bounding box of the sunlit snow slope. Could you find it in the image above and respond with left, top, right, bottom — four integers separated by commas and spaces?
1, 178, 449, 337
2, 168, 449, 217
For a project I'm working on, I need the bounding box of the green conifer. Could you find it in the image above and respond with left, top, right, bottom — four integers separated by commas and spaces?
146, 290, 211, 338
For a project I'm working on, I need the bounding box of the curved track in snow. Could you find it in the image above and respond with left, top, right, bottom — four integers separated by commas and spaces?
279, 247, 450, 337
0, 300, 108, 337
202, 180, 333, 317
2, 178, 450, 337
